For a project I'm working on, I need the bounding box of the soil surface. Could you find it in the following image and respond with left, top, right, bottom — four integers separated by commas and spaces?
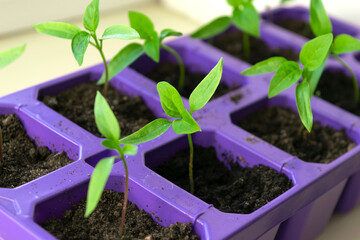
209, 30, 299, 65
145, 61, 240, 99
41, 190, 199, 240
0, 114, 72, 188
237, 107, 355, 163
41, 82, 155, 138
274, 19, 315, 39
316, 69, 360, 116
155, 146, 293, 214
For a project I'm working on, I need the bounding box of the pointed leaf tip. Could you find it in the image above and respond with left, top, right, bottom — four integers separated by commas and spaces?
189, 58, 223, 114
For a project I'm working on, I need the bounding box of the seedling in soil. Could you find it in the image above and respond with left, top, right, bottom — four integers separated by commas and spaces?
119, 58, 223, 194
242, 0, 360, 132
34, 0, 141, 97
309, 0, 360, 102
126, 11, 185, 91
0, 43, 26, 172
85, 91, 170, 235
242, 34, 333, 133
191, 0, 260, 59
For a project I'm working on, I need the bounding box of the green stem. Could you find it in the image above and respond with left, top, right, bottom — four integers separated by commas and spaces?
161, 44, 185, 91
187, 134, 194, 194
0, 126, 3, 172
333, 53, 359, 102
243, 33, 250, 60
118, 151, 129, 236
93, 34, 109, 98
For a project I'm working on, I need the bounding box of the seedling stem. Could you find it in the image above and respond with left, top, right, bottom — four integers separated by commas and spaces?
161, 44, 185, 91
187, 134, 194, 194
119, 152, 129, 235
333, 54, 359, 102
90, 33, 110, 97
243, 33, 250, 59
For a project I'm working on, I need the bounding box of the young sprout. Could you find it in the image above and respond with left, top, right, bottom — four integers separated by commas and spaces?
85, 92, 171, 235
119, 58, 223, 194
126, 11, 185, 91
309, 0, 360, 101
0, 43, 26, 172
33, 0, 141, 97
191, 0, 260, 59
242, 34, 334, 133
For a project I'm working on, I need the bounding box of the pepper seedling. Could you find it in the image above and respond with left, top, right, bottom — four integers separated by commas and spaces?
242, 34, 334, 133
309, 0, 360, 102
191, 0, 260, 59
0, 43, 26, 172
33, 0, 141, 97
119, 58, 223, 194
120, 11, 185, 91
85, 91, 172, 235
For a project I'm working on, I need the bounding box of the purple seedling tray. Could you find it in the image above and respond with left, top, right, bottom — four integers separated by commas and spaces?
1, 12, 360, 239
193, 5, 360, 218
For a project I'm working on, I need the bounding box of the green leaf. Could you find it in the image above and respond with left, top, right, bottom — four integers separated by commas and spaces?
0, 44, 26, 69
190, 16, 231, 39
296, 81, 313, 132
122, 145, 138, 155
98, 43, 144, 85
172, 110, 201, 134
157, 81, 185, 118
160, 29, 182, 42
128, 11, 155, 39
232, 3, 260, 37
241, 57, 287, 76
302, 57, 327, 96
310, 0, 332, 37
102, 139, 121, 152
71, 31, 90, 66
144, 32, 160, 62
268, 61, 302, 98
101, 25, 140, 40
85, 156, 115, 217
332, 34, 360, 54
189, 58, 223, 114
83, 0, 99, 32
94, 91, 120, 140
119, 118, 172, 145
33, 22, 81, 39
300, 33, 333, 71
227, 0, 242, 7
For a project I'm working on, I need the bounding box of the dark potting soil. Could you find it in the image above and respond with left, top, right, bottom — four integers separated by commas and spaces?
41, 190, 199, 240
0, 114, 72, 188
41, 82, 155, 138
145, 61, 240, 99
209, 30, 299, 65
155, 146, 293, 214
316, 69, 360, 116
273, 18, 315, 39
237, 107, 355, 163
